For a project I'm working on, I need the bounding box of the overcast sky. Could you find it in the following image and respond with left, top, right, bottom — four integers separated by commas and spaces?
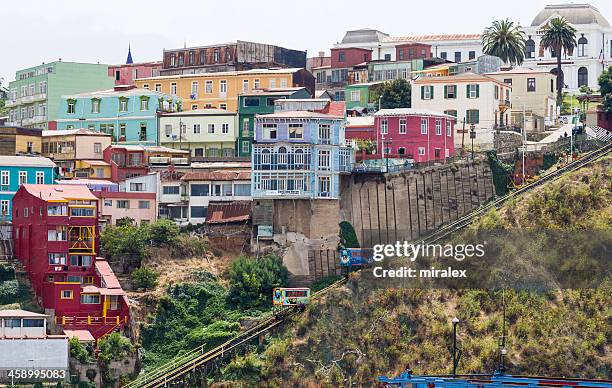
2, 0, 612, 84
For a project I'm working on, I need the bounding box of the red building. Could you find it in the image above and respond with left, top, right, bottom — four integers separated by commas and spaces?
373, 108, 455, 162
108, 47, 162, 86
12, 184, 129, 339
103, 145, 149, 182
330, 47, 372, 68
395, 43, 432, 61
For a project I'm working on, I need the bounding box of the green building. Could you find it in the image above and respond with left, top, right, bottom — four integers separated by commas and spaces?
5, 61, 114, 130
237, 87, 310, 156
345, 82, 384, 113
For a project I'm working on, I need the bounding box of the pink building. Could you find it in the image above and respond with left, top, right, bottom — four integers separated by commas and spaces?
108, 46, 162, 86
374, 108, 455, 162
95, 191, 157, 226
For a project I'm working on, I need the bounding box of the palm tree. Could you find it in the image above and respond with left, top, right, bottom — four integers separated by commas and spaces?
482, 19, 526, 66
540, 17, 577, 104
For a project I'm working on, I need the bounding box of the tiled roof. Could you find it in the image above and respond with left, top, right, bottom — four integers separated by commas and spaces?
181, 170, 251, 181
21, 184, 98, 201
325, 101, 346, 118
205, 201, 251, 224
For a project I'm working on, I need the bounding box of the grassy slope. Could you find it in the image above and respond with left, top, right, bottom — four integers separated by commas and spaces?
216, 156, 612, 387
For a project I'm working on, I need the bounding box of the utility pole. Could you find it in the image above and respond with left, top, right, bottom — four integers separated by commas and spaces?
522, 105, 526, 184
461, 118, 466, 157
452, 317, 460, 377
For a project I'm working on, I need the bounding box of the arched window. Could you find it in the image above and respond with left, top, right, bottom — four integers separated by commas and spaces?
577, 35, 588, 57
398, 147, 406, 155
294, 149, 304, 166
261, 149, 271, 164
525, 37, 535, 59
578, 67, 588, 88
277, 146, 287, 165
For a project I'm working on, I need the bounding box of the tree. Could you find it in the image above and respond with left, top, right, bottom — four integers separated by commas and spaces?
372, 78, 411, 109
100, 224, 148, 259
227, 255, 289, 308
148, 219, 179, 247
482, 19, 526, 66
540, 17, 577, 105
598, 65, 612, 112
131, 266, 159, 291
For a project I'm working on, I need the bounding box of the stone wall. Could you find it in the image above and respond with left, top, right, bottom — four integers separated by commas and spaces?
493, 130, 523, 155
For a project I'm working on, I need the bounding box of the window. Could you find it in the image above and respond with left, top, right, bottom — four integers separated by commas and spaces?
117, 200, 129, 209
469, 51, 476, 60
263, 123, 277, 139
92, 99, 100, 113
338, 52, 345, 62
447, 120, 452, 136
191, 206, 208, 219
220, 103, 227, 110
39, 81, 47, 94
269, 78, 276, 88
420, 118, 428, 134
70, 207, 94, 217
318, 150, 331, 170
47, 205, 67, 216
318, 124, 331, 143
94, 142, 102, 154
230, 183, 249, 198
384, 54, 391, 61
163, 186, 180, 195
222, 123, 229, 134
398, 49, 404, 60
71, 255, 93, 267
399, 119, 407, 134
115, 70, 121, 80
191, 104, 198, 110
577, 35, 588, 57
0, 200, 9, 216
350, 90, 361, 102
466, 109, 480, 124
67, 275, 82, 283
495, 85, 499, 99
104, 199, 112, 207
418, 147, 425, 156
142, 84, 149, 90
138, 200, 150, 209
440, 52, 447, 60
119, 98, 128, 112
254, 79, 260, 89
277, 146, 288, 164
444, 85, 456, 99
467, 84, 479, 98
23, 319, 44, 328
244, 97, 260, 107
67, 101, 75, 114
19, 171, 27, 185
205, 80, 213, 94
454, 52, 461, 63
1, 171, 9, 186
155, 84, 162, 92
289, 123, 303, 139
435, 120, 442, 135
242, 79, 249, 92
48, 253, 67, 265
578, 67, 588, 87
378, 119, 387, 135
61, 290, 73, 299
80, 294, 100, 304
130, 182, 144, 191
318, 176, 331, 197
422, 85, 433, 100
191, 184, 210, 196
208, 124, 215, 134
527, 78, 536, 92
219, 80, 227, 93
171, 82, 177, 95
140, 97, 149, 111
193, 124, 201, 134
241, 141, 250, 153
261, 149, 271, 164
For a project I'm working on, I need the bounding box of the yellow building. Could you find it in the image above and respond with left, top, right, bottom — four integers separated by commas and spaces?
135, 68, 314, 112
0, 126, 43, 155
42, 129, 112, 178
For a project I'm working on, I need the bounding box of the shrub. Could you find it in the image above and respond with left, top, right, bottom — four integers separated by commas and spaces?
339, 221, 360, 248
148, 219, 179, 247
0, 280, 19, 304
116, 217, 135, 227
97, 333, 133, 366
227, 255, 289, 308
0, 264, 15, 282
100, 224, 148, 259
173, 234, 207, 258
132, 267, 159, 291
69, 337, 93, 364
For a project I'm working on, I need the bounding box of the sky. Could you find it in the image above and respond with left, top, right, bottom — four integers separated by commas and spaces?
1, 0, 612, 85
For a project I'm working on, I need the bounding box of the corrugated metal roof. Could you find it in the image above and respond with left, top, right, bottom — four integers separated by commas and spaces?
383, 34, 481, 43
94, 260, 122, 289
259, 110, 342, 119
181, 170, 251, 181
0, 309, 47, 318
22, 184, 98, 201
375, 108, 453, 118
205, 201, 251, 224
0, 156, 56, 168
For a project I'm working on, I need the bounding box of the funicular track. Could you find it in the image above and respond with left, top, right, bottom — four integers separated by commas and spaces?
125, 143, 612, 388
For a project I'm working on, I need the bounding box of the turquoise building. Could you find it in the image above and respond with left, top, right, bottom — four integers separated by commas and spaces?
56, 87, 178, 145
5, 61, 114, 130
0, 156, 56, 221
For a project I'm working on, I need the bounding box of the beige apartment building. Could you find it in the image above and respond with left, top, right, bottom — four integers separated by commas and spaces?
486, 68, 557, 132
42, 129, 112, 178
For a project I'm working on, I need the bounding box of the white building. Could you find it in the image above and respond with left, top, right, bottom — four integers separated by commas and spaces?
333, 29, 483, 63
159, 109, 237, 159
413, 73, 512, 148
522, 4, 612, 92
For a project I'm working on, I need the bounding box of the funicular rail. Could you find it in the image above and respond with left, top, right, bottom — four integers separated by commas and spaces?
125, 142, 612, 388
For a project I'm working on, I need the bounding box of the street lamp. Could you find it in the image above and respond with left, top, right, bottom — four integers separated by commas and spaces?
452, 317, 460, 377
469, 125, 476, 161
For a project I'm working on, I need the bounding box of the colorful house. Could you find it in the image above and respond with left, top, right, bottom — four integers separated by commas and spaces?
251, 111, 353, 200
108, 46, 162, 86
0, 156, 56, 221
96, 190, 157, 227
11, 184, 129, 340
42, 129, 112, 178
103, 144, 149, 182
134, 68, 315, 113
55, 86, 177, 145
0, 126, 43, 156
237, 87, 311, 156
345, 82, 384, 113
373, 108, 455, 162
5, 61, 114, 130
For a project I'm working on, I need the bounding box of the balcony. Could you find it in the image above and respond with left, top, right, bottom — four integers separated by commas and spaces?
499, 99, 511, 109
4, 100, 18, 108
21, 93, 47, 104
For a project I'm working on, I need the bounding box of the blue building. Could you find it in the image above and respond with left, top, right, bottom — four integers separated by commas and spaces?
0, 156, 56, 221
251, 110, 353, 199
55, 86, 179, 146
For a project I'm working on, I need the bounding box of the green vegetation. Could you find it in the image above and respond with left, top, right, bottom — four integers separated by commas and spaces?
69, 337, 95, 364
540, 17, 577, 104
97, 332, 134, 365
227, 255, 289, 309
486, 151, 514, 196
339, 221, 360, 248
311, 275, 343, 292
599, 65, 612, 112
371, 78, 411, 109
482, 19, 526, 65
148, 219, 180, 247
131, 267, 160, 291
